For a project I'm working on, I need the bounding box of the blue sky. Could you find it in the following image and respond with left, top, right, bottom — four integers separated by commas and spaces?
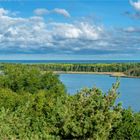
0, 0, 140, 60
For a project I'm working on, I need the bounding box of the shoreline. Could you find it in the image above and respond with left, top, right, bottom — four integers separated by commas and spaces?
54, 71, 140, 78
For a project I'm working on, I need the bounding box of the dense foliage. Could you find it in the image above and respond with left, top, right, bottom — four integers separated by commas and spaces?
0, 65, 65, 94
30, 63, 140, 73
125, 68, 140, 77
1, 63, 140, 77
0, 64, 140, 139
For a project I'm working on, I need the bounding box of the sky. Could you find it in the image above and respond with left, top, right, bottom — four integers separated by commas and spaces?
0, 0, 140, 60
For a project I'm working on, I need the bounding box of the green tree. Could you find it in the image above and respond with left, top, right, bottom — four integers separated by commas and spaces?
0, 64, 66, 94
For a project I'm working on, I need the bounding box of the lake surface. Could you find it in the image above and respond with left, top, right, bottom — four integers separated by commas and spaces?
60, 74, 140, 112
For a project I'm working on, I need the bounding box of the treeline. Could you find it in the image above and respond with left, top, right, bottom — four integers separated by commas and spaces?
33, 63, 140, 77
33, 63, 140, 72
125, 68, 140, 77
0, 65, 140, 139
1, 63, 140, 76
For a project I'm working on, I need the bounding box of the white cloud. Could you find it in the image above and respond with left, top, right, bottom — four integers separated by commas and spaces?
34, 8, 49, 16
0, 8, 19, 17
34, 8, 70, 17
0, 8, 9, 16
50, 22, 103, 40
52, 8, 70, 17
124, 26, 140, 32
130, 0, 140, 11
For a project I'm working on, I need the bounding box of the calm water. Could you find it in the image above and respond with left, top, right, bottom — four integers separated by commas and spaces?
1, 60, 140, 111
0, 60, 140, 64
60, 74, 140, 112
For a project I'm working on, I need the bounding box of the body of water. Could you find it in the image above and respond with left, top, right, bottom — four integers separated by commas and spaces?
60, 74, 140, 112
1, 60, 140, 111
0, 60, 140, 64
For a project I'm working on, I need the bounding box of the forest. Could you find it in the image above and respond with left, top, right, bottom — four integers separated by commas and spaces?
1, 63, 140, 76
21, 63, 140, 77
0, 64, 140, 139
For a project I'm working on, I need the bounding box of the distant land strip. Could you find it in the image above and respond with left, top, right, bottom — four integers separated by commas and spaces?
53, 71, 140, 78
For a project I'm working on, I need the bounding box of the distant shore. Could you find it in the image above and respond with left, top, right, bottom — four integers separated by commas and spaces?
54, 71, 140, 78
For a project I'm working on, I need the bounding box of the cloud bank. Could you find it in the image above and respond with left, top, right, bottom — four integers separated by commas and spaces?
0, 8, 140, 56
